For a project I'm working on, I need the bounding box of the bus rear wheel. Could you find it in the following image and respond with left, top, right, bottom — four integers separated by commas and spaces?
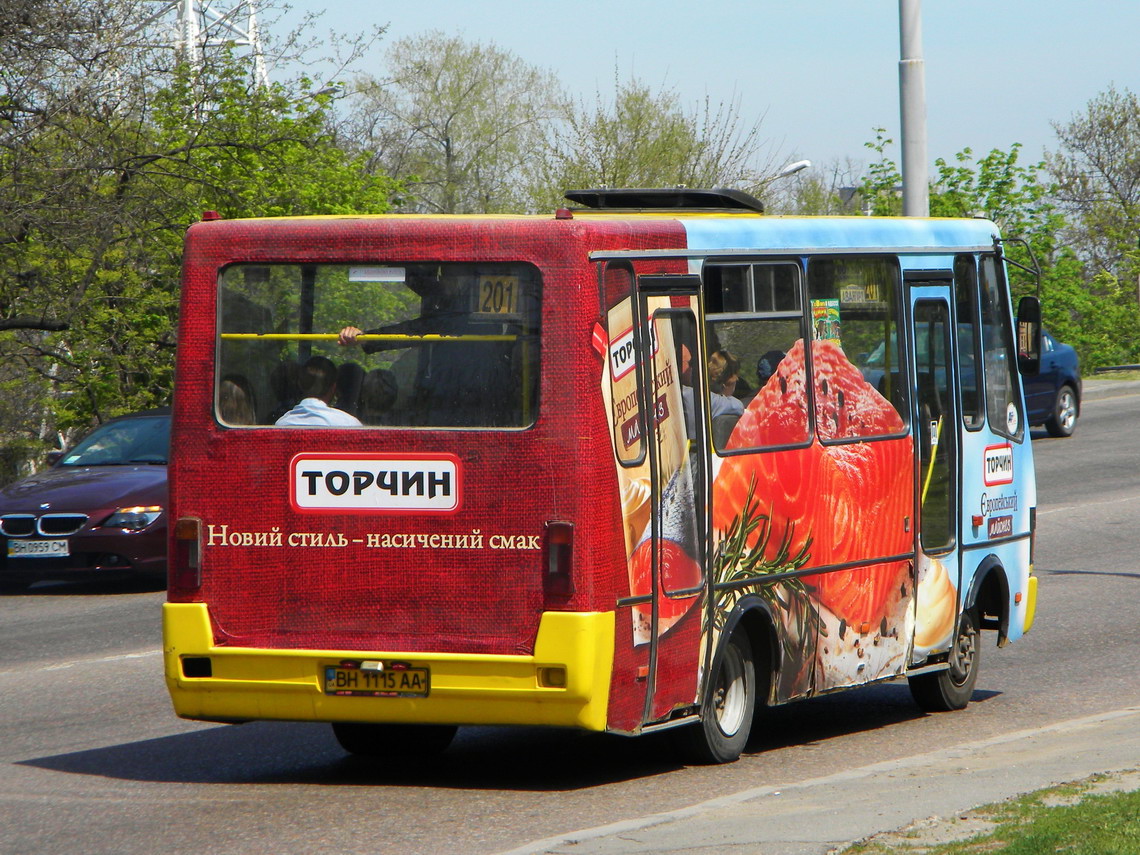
677, 630, 756, 764
908, 609, 980, 712
331, 722, 457, 758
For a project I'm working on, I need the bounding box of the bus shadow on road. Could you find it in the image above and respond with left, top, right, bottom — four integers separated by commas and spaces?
17, 719, 687, 790
17, 681, 998, 791
750, 681, 1001, 752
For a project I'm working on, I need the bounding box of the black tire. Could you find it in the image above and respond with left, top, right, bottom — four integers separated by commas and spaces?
1044, 384, 1078, 438
909, 609, 980, 712
331, 722, 457, 758
677, 631, 756, 764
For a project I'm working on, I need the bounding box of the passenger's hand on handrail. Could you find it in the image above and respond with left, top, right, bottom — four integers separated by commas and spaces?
338, 326, 363, 347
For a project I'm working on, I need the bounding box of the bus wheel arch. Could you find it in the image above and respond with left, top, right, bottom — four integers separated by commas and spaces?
675, 598, 774, 764
721, 595, 779, 708
908, 606, 980, 712
965, 556, 1011, 647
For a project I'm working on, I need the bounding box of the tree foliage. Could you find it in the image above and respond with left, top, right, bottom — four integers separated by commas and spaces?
347, 31, 566, 213
344, 35, 781, 214
858, 126, 1140, 370
0, 1, 398, 460
527, 75, 775, 212
1048, 85, 1140, 283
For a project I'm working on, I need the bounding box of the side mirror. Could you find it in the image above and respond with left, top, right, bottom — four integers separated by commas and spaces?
46, 450, 64, 467
1016, 296, 1042, 376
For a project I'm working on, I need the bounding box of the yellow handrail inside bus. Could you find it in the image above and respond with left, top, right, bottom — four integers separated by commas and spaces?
219, 333, 518, 342
921, 415, 944, 505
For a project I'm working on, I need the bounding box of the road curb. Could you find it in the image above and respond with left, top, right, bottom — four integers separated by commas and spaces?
500, 707, 1140, 855
1082, 379, 1140, 402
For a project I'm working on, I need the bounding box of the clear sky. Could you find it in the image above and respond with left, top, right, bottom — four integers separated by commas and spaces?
271, 1, 1138, 174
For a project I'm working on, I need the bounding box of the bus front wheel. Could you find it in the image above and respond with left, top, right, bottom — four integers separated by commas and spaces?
677, 630, 756, 764
908, 609, 980, 712
331, 722, 457, 758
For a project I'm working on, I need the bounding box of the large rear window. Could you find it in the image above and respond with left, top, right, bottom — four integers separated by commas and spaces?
216, 263, 542, 428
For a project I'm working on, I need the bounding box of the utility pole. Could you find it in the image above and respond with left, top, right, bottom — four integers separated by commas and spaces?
141, 0, 268, 87
898, 0, 929, 216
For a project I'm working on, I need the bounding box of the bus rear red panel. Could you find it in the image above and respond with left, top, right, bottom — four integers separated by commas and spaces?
169, 215, 687, 663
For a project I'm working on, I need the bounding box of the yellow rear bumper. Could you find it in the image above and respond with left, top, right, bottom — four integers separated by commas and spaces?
163, 603, 615, 731
1023, 573, 1038, 633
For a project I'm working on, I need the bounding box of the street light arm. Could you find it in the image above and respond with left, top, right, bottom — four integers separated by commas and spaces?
775, 159, 812, 178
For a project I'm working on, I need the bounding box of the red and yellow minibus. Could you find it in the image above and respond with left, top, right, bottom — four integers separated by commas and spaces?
165, 189, 1040, 763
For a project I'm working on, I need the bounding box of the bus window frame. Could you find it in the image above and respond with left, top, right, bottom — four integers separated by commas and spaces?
912, 296, 960, 555
805, 253, 911, 448
602, 261, 648, 468
953, 253, 986, 433
978, 252, 1027, 444
213, 260, 544, 431
701, 258, 813, 457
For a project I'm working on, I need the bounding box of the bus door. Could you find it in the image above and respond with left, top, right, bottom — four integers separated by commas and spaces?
906, 277, 962, 665
632, 276, 708, 725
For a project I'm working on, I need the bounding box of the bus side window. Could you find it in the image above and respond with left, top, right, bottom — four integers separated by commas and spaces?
807, 256, 907, 438
979, 255, 1024, 440
703, 261, 807, 453
955, 254, 983, 429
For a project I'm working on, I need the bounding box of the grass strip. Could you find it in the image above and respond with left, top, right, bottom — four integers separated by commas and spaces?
843, 772, 1140, 854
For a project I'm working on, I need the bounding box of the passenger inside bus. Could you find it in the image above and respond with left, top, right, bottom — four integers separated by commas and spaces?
338, 322, 519, 427
359, 368, 399, 424
274, 356, 363, 427
335, 361, 365, 418
267, 360, 302, 423
708, 350, 744, 449
756, 349, 786, 389
218, 374, 257, 425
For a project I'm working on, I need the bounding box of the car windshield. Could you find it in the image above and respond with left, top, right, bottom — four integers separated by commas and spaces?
59, 415, 171, 466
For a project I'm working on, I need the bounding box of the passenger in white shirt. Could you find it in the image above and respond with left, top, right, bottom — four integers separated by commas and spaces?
275, 356, 363, 427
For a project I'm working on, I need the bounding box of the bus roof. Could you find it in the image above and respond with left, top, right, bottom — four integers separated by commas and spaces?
190, 209, 1002, 259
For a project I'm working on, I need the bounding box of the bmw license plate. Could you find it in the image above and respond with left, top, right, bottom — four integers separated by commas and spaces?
7, 539, 69, 558
324, 663, 429, 698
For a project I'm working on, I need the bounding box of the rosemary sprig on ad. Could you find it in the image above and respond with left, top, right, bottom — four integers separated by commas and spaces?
708, 475, 822, 668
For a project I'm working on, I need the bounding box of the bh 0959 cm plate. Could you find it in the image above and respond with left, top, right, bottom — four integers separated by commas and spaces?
7, 539, 70, 558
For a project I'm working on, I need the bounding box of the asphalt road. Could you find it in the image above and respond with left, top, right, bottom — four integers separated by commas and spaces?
2, 381, 1138, 855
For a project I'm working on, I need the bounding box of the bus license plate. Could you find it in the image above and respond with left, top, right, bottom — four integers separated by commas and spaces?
324, 665, 429, 698
7, 539, 69, 558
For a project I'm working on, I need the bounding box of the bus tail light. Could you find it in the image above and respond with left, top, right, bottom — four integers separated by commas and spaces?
170, 516, 202, 593
543, 520, 575, 597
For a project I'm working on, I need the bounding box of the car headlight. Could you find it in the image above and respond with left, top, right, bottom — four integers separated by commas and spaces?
102, 506, 163, 531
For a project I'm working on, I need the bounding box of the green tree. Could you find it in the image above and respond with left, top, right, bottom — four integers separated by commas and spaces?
347, 32, 567, 213
1048, 85, 1140, 282
859, 130, 1139, 369
860, 128, 904, 216
51, 58, 399, 431
528, 74, 774, 212
862, 130, 1062, 277
765, 158, 864, 215
0, 4, 399, 463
